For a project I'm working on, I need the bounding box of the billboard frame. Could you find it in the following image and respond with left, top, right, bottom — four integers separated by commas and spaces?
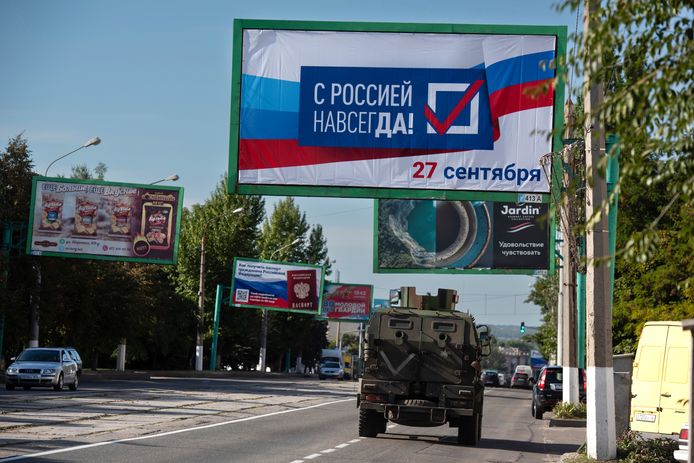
229, 257, 326, 316
229, 18, 567, 201
26, 176, 184, 265
372, 193, 555, 275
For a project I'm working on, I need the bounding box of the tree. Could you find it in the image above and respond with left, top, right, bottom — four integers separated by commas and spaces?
559, 0, 693, 267
258, 197, 329, 372
524, 273, 559, 361
175, 175, 265, 369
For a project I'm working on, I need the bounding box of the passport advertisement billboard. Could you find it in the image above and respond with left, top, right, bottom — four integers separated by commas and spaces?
231, 258, 325, 315
230, 19, 565, 199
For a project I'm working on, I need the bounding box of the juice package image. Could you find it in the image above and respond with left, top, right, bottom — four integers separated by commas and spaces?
141, 202, 173, 249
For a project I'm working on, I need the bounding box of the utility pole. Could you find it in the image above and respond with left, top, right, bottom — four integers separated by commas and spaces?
584, 0, 616, 458
196, 234, 206, 371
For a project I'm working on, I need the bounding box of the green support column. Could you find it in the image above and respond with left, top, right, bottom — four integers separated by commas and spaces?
606, 135, 620, 312
577, 237, 586, 369
210, 284, 224, 371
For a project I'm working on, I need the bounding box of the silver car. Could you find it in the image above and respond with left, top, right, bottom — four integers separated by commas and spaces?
5, 347, 79, 391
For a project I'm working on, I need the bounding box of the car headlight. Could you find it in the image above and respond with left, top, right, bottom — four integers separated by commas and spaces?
7, 367, 18, 374
42, 368, 56, 375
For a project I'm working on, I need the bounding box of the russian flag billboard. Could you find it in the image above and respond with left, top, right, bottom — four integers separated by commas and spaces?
230, 20, 566, 199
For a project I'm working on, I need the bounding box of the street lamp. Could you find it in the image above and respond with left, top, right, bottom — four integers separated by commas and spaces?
150, 174, 179, 185
258, 237, 301, 373
196, 207, 244, 371
44, 137, 101, 177
30, 137, 102, 348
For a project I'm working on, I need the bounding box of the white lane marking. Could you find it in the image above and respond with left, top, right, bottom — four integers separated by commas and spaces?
0, 398, 355, 462
335, 443, 349, 448
303, 454, 322, 460
349, 438, 361, 443
289, 461, 304, 463
320, 448, 336, 454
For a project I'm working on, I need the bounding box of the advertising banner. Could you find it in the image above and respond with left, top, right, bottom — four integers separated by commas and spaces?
320, 282, 373, 321
27, 177, 183, 264
231, 258, 324, 315
230, 20, 566, 199
376, 197, 550, 274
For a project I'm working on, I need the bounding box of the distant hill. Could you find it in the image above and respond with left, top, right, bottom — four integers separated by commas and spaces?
489, 324, 538, 340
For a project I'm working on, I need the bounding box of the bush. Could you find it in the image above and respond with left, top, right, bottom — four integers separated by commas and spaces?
617, 430, 677, 463
553, 402, 587, 419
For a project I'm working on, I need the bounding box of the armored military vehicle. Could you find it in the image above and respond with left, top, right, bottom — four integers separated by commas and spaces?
357, 287, 490, 445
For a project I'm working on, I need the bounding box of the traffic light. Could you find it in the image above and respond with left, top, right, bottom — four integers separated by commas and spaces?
520, 322, 525, 334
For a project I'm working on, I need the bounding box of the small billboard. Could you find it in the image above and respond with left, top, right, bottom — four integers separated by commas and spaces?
320, 282, 373, 321
231, 258, 325, 315
375, 197, 551, 274
230, 19, 566, 200
27, 177, 183, 264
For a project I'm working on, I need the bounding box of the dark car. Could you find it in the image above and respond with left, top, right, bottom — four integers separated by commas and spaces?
531, 366, 586, 419
482, 370, 500, 387
65, 347, 82, 376
510, 372, 530, 388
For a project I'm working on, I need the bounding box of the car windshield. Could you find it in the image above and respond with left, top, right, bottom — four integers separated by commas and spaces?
515, 373, 528, 379
323, 362, 340, 368
17, 349, 60, 362
544, 369, 562, 382
484, 372, 497, 377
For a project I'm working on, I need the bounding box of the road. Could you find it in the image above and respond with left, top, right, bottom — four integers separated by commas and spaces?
0, 376, 584, 462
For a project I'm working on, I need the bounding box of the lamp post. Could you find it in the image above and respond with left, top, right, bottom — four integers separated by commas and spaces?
195, 207, 244, 371
258, 238, 301, 373
150, 174, 179, 185
44, 137, 101, 177
30, 137, 101, 348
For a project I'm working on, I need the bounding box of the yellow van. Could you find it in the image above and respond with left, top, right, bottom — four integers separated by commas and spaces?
630, 321, 691, 434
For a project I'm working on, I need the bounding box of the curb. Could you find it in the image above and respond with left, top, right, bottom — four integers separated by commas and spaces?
549, 418, 587, 428
558, 452, 582, 462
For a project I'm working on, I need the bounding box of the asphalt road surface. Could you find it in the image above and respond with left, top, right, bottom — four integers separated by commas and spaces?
0, 376, 584, 462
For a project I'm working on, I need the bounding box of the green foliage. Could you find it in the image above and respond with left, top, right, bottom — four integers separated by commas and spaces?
258, 197, 330, 372
524, 274, 558, 361
0, 134, 34, 222
552, 401, 586, 419
616, 430, 678, 463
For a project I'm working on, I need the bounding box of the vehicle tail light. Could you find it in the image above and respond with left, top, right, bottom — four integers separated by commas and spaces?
538, 370, 547, 389
680, 426, 689, 441
582, 370, 587, 391
363, 394, 387, 403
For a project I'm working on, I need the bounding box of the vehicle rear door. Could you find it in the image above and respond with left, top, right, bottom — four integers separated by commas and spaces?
630, 324, 668, 433
658, 325, 691, 434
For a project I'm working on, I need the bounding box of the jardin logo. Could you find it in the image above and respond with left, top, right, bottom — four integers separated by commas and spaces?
298, 67, 494, 150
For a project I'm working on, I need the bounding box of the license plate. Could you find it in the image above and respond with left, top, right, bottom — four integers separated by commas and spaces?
635, 413, 656, 423
550, 383, 563, 391
20, 374, 40, 380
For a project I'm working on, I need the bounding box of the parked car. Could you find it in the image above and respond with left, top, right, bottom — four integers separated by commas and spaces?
511, 372, 530, 389
674, 424, 689, 463
482, 370, 500, 387
5, 347, 79, 391
65, 347, 83, 376
318, 361, 344, 380
531, 366, 586, 419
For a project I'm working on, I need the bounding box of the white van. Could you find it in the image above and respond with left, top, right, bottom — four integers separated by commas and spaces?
630, 321, 691, 434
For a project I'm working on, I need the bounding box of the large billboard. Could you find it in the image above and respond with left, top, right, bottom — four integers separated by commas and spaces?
27, 177, 183, 264
231, 258, 325, 315
375, 197, 551, 274
319, 282, 373, 321
230, 19, 566, 200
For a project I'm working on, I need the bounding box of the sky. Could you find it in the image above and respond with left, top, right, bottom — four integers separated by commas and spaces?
0, 0, 581, 326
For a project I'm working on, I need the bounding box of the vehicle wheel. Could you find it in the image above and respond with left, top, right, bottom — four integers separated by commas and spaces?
69, 375, 79, 391
5, 384, 14, 391
53, 373, 64, 391
532, 400, 543, 419
457, 413, 480, 446
358, 409, 385, 438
